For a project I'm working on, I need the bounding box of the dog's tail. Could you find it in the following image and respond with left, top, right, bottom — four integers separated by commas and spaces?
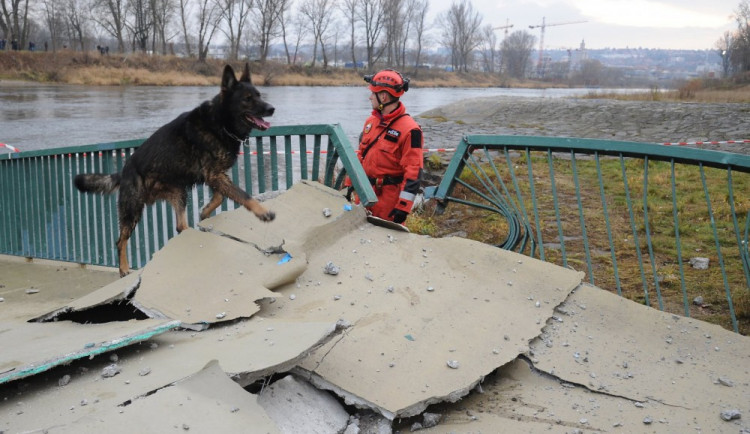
74, 173, 121, 194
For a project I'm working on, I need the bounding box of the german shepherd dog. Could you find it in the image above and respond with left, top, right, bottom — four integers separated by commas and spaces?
75, 63, 276, 277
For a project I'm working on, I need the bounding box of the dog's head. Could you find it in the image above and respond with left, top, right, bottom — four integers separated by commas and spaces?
221, 63, 275, 134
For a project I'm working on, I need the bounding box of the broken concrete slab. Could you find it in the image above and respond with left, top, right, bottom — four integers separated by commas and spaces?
258, 374, 350, 433
0, 318, 340, 432
197, 182, 585, 419
421, 356, 748, 433
133, 228, 298, 325
60, 360, 280, 434
528, 283, 750, 412
0, 255, 119, 321
137, 318, 344, 388
5, 180, 748, 432
32, 272, 141, 322
286, 232, 582, 419
198, 180, 357, 249
0, 319, 179, 384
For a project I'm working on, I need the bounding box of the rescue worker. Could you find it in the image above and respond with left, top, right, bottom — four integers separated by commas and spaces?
356, 68, 423, 224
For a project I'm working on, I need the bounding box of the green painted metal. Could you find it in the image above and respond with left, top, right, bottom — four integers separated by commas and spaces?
0, 320, 181, 385
432, 135, 750, 333
0, 124, 375, 270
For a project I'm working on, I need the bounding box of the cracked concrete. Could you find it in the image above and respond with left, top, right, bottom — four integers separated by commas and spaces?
1, 181, 749, 433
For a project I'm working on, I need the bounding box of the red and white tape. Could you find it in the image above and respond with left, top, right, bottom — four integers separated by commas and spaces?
238, 148, 457, 156
0, 143, 20, 152
661, 139, 750, 146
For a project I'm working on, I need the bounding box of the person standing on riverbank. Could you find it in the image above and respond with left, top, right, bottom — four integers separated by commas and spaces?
354, 68, 424, 224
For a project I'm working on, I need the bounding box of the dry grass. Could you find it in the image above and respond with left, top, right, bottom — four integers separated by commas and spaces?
0, 50, 598, 89
410, 153, 750, 335
583, 79, 750, 103
4, 51, 748, 100
62, 66, 218, 86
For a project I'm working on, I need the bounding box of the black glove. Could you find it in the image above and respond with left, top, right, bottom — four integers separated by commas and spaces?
388, 209, 408, 224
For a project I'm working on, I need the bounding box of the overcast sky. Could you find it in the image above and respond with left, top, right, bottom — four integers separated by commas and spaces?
425, 0, 740, 50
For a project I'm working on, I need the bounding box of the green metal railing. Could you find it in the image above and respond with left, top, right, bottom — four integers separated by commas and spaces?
0, 124, 374, 271
428, 135, 750, 333
3, 129, 749, 333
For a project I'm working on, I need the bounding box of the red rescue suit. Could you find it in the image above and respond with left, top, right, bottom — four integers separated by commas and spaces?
358, 102, 423, 221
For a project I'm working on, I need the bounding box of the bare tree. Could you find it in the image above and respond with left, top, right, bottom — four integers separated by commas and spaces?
177, 0, 193, 56
219, 0, 252, 60
40, 0, 66, 51
196, 0, 221, 60
409, 0, 427, 73
438, 0, 482, 72
715, 31, 733, 78
127, 0, 152, 52
396, 0, 415, 68
501, 29, 535, 79
340, 0, 358, 67
278, 6, 292, 63
251, 0, 289, 62
91, 0, 127, 52
381, 0, 404, 66
357, 0, 384, 70
478, 24, 497, 73
151, 0, 175, 55
729, 0, 750, 74
299, 0, 336, 68
62, 0, 91, 51
1, 0, 32, 48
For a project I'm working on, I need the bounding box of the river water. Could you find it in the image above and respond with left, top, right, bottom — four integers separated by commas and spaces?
0, 82, 629, 152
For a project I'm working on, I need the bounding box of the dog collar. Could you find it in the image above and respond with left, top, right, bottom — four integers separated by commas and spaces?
223, 127, 246, 143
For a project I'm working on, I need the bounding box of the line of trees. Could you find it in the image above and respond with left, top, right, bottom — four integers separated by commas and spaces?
0, 0, 544, 77
3, 0, 748, 79
715, 0, 750, 77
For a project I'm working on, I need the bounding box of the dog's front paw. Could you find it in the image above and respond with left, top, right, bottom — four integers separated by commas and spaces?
258, 210, 275, 222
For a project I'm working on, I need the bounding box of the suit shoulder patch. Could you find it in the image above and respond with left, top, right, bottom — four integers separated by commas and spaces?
410, 129, 422, 148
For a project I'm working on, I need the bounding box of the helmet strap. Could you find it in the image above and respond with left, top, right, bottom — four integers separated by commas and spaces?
375, 92, 399, 113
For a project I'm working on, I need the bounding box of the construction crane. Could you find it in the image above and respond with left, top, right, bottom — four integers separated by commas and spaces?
493, 19, 514, 39
528, 17, 586, 76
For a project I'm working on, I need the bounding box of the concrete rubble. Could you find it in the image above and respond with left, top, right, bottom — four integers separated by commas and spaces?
0, 180, 748, 433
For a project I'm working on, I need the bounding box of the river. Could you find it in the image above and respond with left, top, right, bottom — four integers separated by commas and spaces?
0, 82, 631, 152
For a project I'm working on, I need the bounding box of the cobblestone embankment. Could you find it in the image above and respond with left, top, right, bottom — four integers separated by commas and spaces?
417, 96, 750, 154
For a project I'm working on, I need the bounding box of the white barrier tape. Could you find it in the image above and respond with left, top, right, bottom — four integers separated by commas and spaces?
662, 139, 750, 146
238, 148, 458, 155
0, 143, 20, 152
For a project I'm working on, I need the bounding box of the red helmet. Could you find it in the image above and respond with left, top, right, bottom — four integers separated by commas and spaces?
364, 69, 410, 97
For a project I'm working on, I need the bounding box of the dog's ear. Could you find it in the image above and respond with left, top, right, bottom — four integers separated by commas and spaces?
221, 64, 237, 92
240, 62, 252, 84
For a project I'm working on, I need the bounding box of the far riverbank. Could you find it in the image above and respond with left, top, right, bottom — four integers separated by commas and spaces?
418, 96, 750, 154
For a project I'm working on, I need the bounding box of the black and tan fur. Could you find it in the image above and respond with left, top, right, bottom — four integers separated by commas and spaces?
75, 63, 275, 277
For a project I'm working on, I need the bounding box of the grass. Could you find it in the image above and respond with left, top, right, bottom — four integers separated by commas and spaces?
409, 150, 750, 335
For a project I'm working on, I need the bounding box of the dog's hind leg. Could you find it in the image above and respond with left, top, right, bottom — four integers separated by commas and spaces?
116, 180, 145, 277
116, 224, 134, 278
206, 173, 275, 222
167, 189, 190, 232
199, 191, 224, 221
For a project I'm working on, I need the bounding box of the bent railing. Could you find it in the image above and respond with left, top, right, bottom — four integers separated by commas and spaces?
428, 135, 750, 334
0, 124, 374, 271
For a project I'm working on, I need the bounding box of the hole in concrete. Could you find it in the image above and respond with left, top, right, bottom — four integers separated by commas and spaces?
243, 372, 286, 394
32, 300, 149, 324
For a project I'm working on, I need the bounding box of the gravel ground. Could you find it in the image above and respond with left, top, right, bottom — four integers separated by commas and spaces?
416, 96, 750, 154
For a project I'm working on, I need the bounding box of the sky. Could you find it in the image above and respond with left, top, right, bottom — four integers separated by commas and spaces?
426, 0, 741, 50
